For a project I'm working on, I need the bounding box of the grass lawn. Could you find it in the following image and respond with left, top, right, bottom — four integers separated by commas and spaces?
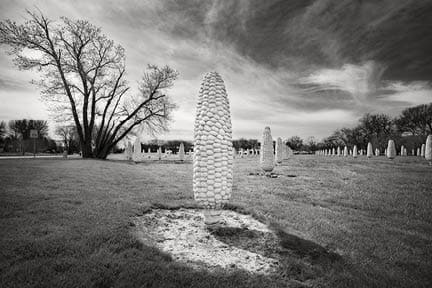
0, 156, 431, 287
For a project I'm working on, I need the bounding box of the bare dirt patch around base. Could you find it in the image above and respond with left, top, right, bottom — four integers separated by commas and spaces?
134, 208, 281, 274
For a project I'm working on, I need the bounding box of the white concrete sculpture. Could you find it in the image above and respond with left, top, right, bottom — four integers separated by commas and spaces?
387, 140, 396, 159
126, 141, 133, 160
425, 135, 432, 164
367, 142, 373, 158
193, 72, 233, 213
260, 127, 275, 173
179, 142, 185, 161
353, 145, 358, 158
157, 147, 162, 160
275, 137, 283, 164
133, 138, 141, 162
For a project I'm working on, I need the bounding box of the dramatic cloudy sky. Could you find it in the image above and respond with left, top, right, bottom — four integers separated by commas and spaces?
1, 0, 431, 141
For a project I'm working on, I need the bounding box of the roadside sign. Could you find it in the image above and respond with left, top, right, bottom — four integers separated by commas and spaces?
30, 129, 38, 138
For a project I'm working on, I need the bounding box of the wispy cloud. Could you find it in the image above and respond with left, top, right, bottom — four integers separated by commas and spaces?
0, 0, 431, 141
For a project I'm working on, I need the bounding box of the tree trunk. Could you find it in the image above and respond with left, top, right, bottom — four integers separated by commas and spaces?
80, 139, 93, 158
95, 145, 110, 159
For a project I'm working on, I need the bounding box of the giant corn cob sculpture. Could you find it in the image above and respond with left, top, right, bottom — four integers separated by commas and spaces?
421, 144, 426, 157
387, 140, 396, 159
157, 147, 162, 160
367, 142, 373, 158
282, 141, 288, 160
133, 138, 141, 162
193, 72, 233, 212
344, 146, 348, 157
425, 135, 432, 165
275, 137, 283, 164
126, 141, 133, 160
353, 145, 358, 158
179, 142, 185, 161
260, 127, 275, 173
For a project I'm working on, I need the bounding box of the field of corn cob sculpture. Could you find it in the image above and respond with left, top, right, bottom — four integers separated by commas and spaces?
260, 127, 275, 173
193, 72, 233, 217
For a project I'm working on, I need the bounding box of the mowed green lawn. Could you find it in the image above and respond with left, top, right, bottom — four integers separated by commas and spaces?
0, 155, 431, 287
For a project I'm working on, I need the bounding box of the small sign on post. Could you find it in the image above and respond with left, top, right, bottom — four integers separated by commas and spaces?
30, 129, 38, 158
30, 130, 38, 138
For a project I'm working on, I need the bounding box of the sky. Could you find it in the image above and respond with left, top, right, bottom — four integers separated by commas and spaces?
0, 0, 431, 141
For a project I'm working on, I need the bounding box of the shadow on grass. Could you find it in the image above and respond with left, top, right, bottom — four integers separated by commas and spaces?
1, 224, 296, 288
209, 225, 341, 264
2, 199, 401, 288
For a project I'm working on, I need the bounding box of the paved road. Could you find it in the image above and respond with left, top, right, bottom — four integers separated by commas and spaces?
0, 155, 81, 159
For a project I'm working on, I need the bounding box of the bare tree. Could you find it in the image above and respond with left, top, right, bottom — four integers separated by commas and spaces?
285, 136, 303, 151
0, 10, 178, 159
55, 125, 77, 153
0, 121, 6, 138
8, 119, 48, 139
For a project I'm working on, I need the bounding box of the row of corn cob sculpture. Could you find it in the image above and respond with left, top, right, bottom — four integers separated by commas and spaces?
316, 136, 432, 163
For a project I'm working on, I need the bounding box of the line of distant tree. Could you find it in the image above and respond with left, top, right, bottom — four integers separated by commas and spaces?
139, 140, 194, 154
285, 103, 432, 152
0, 119, 59, 154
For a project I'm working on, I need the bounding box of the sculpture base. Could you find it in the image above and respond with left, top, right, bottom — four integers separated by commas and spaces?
203, 209, 224, 226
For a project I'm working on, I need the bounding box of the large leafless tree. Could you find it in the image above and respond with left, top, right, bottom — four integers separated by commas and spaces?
0, 10, 178, 158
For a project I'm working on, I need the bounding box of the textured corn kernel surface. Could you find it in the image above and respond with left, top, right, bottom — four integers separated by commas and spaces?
193, 72, 233, 209
260, 127, 274, 172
